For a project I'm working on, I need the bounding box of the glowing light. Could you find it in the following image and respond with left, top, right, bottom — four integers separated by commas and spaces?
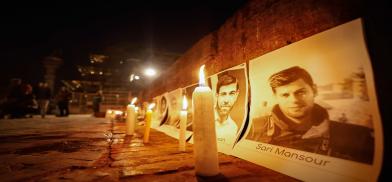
129, 74, 134, 82
144, 68, 157, 77
130, 97, 137, 105
114, 110, 123, 115
135, 75, 140, 80
148, 103, 156, 110
199, 65, 206, 86
182, 96, 188, 110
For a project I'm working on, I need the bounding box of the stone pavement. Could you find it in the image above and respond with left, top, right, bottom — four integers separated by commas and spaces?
0, 115, 298, 181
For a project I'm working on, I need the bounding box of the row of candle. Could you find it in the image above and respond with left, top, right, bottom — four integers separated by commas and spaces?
124, 65, 219, 177
124, 97, 155, 143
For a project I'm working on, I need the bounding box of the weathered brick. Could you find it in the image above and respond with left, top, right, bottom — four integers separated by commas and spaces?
144, 0, 361, 99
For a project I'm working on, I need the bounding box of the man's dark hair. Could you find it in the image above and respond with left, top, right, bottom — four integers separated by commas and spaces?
216, 74, 239, 94
269, 66, 314, 93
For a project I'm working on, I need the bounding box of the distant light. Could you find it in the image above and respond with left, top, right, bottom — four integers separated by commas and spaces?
90, 71, 95, 74
144, 68, 156, 77
148, 103, 156, 110
130, 97, 137, 105
99, 71, 103, 75
130, 74, 134, 82
130, 74, 140, 82
113, 110, 123, 115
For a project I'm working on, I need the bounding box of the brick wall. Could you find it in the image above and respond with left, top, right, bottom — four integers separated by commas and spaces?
144, 0, 362, 99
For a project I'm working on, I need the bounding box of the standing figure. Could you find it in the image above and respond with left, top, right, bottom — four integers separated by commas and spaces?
92, 90, 103, 116
36, 82, 52, 118
79, 92, 88, 113
56, 86, 71, 117
2, 78, 24, 118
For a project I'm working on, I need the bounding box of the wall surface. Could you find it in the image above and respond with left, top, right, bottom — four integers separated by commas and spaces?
145, 0, 362, 98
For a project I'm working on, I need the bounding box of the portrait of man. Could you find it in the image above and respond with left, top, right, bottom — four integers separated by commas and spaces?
247, 66, 374, 163
247, 66, 330, 152
214, 74, 240, 144
160, 96, 167, 114
234, 20, 381, 181
158, 96, 168, 125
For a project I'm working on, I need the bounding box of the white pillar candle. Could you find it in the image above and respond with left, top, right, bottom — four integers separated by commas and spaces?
134, 106, 139, 129
179, 96, 188, 151
105, 109, 112, 120
126, 105, 136, 135
126, 97, 137, 135
192, 65, 219, 176
110, 110, 115, 121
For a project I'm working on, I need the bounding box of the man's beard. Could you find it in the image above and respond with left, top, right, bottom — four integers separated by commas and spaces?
218, 105, 232, 116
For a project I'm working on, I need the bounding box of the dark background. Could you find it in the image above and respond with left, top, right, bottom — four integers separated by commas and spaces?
0, 0, 247, 92
363, 0, 392, 180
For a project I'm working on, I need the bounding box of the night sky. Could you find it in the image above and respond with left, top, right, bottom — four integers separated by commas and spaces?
0, 1, 247, 91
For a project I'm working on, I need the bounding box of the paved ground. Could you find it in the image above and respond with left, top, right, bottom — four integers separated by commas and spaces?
0, 115, 298, 181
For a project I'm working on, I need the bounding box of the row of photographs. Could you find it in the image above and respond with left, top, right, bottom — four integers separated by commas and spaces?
150, 19, 382, 181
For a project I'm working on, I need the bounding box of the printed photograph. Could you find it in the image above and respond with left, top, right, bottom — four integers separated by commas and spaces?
158, 94, 169, 126
211, 64, 248, 145
245, 20, 380, 165
165, 88, 182, 127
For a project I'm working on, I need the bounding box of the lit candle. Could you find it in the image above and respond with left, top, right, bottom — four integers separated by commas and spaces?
110, 110, 115, 120
192, 65, 219, 176
126, 97, 137, 135
134, 106, 139, 126
105, 109, 112, 120
143, 103, 155, 143
179, 95, 188, 151
135, 106, 139, 123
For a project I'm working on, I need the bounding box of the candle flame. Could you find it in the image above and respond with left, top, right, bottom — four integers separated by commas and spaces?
199, 65, 206, 86
130, 97, 137, 105
148, 103, 156, 110
182, 95, 188, 110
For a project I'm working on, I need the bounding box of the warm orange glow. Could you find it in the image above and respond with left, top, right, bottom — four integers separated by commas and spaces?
199, 65, 206, 86
113, 110, 123, 115
130, 97, 137, 105
182, 95, 188, 110
148, 103, 156, 110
